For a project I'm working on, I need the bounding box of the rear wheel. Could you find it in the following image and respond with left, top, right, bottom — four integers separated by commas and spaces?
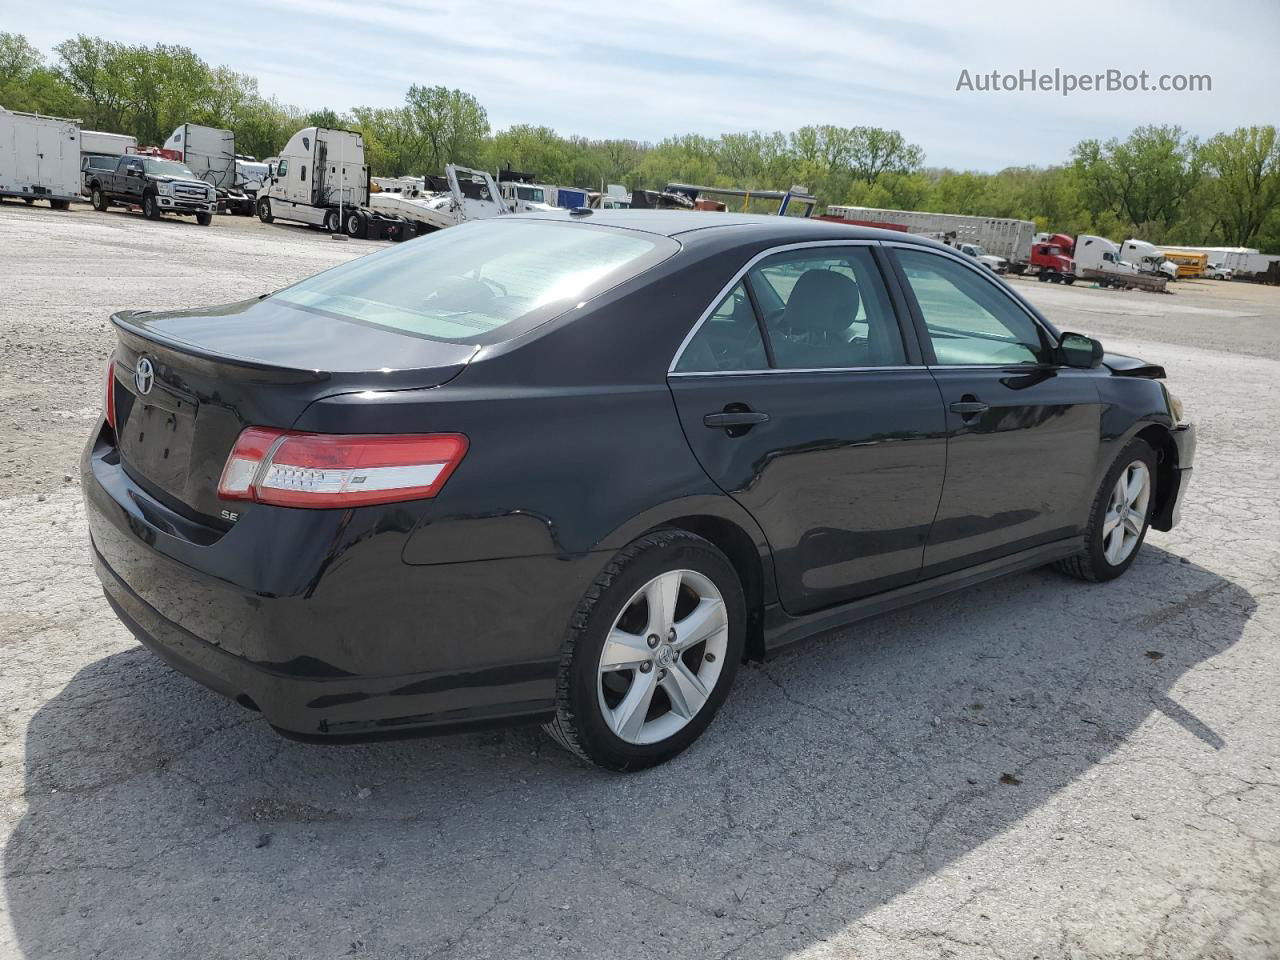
345, 209, 366, 238
49, 198, 70, 210
1064, 276, 1076, 285
257, 197, 273, 223
324, 209, 342, 233
545, 530, 745, 771
1055, 437, 1157, 582
92, 188, 109, 212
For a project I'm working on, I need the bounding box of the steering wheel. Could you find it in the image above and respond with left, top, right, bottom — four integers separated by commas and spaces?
477, 276, 508, 297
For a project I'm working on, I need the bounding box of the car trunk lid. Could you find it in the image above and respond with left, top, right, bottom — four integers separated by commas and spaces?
110, 299, 476, 523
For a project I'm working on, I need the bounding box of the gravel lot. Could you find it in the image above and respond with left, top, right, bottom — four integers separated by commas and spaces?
2, 201, 1278, 959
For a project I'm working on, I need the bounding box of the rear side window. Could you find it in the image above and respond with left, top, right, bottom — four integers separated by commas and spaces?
749, 247, 905, 369
273, 219, 672, 342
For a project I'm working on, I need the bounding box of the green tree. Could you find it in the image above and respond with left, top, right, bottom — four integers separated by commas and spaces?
403, 84, 489, 172
1072, 125, 1202, 238
1198, 126, 1280, 247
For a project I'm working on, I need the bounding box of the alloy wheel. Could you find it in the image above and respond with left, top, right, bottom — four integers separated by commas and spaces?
1103, 460, 1151, 565
597, 569, 728, 745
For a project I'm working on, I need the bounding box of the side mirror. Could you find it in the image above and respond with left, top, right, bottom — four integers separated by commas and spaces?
1058, 331, 1103, 368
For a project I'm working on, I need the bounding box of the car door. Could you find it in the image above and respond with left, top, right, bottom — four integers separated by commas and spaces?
667, 242, 947, 615
887, 244, 1103, 576
122, 158, 145, 201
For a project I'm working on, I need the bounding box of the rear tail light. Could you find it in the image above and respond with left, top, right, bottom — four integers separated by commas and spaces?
217, 428, 467, 508
104, 360, 116, 431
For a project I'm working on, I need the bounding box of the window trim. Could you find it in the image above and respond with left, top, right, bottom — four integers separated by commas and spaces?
667, 239, 918, 377
883, 242, 1059, 369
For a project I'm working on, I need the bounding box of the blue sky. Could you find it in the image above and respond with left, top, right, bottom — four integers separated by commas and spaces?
6, 0, 1278, 171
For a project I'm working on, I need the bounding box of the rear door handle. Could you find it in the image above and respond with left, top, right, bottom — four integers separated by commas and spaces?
704, 411, 770, 428
949, 400, 989, 416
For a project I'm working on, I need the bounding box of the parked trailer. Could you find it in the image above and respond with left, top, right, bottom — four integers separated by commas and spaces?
1080, 268, 1168, 293
163, 124, 253, 214
0, 107, 80, 208
79, 129, 137, 196
824, 205, 1034, 271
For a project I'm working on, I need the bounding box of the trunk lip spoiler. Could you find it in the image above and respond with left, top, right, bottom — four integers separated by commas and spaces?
110, 310, 479, 388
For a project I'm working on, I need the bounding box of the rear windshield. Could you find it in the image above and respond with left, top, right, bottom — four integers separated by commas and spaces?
272, 219, 673, 342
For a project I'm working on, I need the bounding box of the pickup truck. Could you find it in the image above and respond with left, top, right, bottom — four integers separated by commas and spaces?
86, 155, 218, 225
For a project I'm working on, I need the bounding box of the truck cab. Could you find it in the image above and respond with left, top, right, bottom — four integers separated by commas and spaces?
1075, 235, 1138, 276
1122, 239, 1179, 281
255, 127, 368, 232
1027, 233, 1076, 283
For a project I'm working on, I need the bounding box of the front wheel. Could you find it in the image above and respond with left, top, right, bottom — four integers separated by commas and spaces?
196, 212, 213, 226
257, 197, 273, 223
544, 529, 745, 771
1055, 438, 1157, 582
142, 193, 161, 220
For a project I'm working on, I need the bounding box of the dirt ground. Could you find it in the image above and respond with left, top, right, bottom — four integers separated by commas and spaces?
1, 199, 1278, 959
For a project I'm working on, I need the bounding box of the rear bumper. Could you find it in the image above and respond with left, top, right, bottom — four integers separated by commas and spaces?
82, 432, 598, 740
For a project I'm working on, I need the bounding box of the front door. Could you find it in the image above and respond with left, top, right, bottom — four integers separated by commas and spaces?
888, 246, 1103, 576
668, 243, 947, 615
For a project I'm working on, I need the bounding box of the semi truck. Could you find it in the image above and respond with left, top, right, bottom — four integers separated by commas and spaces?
1024, 233, 1077, 283
255, 126, 369, 233
823, 204, 1034, 270
0, 107, 81, 209
1121, 239, 1179, 281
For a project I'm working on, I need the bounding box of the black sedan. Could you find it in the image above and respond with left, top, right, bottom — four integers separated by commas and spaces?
83, 212, 1195, 770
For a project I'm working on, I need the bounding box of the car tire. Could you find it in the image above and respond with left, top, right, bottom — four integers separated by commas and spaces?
92, 189, 109, 212
544, 529, 745, 771
143, 193, 161, 220
196, 212, 213, 226
1055, 437, 1157, 583
257, 197, 273, 223
324, 209, 341, 233
1064, 276, 1076, 285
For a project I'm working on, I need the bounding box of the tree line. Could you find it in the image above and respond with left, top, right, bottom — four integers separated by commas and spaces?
3, 33, 1279, 250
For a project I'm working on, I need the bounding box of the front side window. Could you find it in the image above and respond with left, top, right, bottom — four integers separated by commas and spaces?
895, 249, 1045, 365
748, 247, 906, 369
272, 219, 671, 342
276, 159, 288, 177
673, 282, 767, 373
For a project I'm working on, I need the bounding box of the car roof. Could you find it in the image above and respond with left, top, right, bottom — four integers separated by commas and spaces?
505, 209, 943, 247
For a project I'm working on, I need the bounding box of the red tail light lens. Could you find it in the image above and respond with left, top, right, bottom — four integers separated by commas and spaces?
105, 360, 116, 431
218, 429, 468, 508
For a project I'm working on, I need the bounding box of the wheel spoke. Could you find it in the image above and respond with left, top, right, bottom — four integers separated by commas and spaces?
661, 662, 709, 720
599, 628, 652, 673
1105, 528, 1126, 565
611, 670, 657, 740
1102, 509, 1122, 537
645, 572, 682, 637
672, 598, 726, 652
1124, 516, 1143, 537
1125, 467, 1146, 505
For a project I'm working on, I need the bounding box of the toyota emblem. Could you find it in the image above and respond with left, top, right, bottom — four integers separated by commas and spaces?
134, 357, 155, 396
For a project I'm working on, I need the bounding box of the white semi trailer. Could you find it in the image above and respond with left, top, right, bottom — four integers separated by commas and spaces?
163, 123, 253, 213
0, 107, 81, 209
824, 204, 1035, 272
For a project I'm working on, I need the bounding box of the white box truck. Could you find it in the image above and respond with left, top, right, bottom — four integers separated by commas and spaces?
0, 107, 81, 209
824, 204, 1035, 272
80, 129, 137, 195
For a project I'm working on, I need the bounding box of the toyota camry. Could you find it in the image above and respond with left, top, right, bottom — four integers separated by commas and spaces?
83, 211, 1195, 770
